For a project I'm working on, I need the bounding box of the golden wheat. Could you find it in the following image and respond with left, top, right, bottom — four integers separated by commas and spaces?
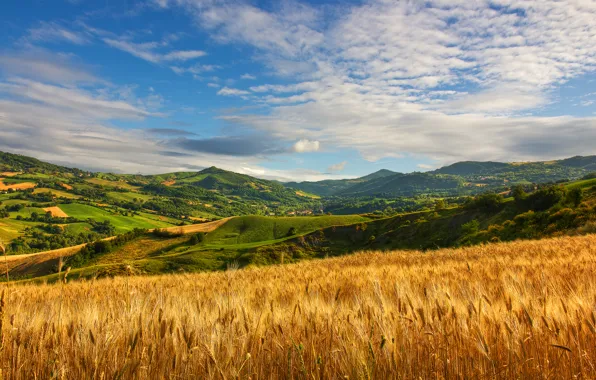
1, 235, 596, 379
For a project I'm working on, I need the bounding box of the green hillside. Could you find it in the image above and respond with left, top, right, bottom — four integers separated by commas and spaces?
203, 215, 369, 246
337, 172, 464, 197
285, 169, 397, 196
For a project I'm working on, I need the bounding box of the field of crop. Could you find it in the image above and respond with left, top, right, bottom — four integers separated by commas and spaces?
2, 234, 594, 378
0, 180, 36, 191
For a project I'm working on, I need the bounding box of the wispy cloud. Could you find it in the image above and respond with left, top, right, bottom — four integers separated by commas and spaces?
160, 0, 596, 165
0, 49, 101, 85
241, 73, 256, 80
23, 22, 90, 45
327, 161, 347, 172
217, 87, 250, 96
103, 38, 206, 64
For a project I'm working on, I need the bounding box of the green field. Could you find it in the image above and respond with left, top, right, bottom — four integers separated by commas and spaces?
33, 188, 80, 199
0, 218, 39, 241
58, 204, 176, 232
86, 178, 140, 190
106, 191, 154, 203
204, 215, 369, 245
566, 178, 596, 190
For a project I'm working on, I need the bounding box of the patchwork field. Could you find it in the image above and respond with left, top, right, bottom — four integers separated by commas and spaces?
0, 180, 36, 191
33, 187, 80, 199
2, 234, 595, 378
43, 206, 69, 218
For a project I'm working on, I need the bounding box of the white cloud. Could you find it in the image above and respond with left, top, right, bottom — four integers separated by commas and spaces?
327, 161, 347, 172
417, 164, 433, 170
241, 73, 257, 80
162, 50, 206, 61
104, 37, 206, 64
207, 83, 220, 88
162, 0, 596, 164
0, 78, 158, 120
0, 49, 101, 85
217, 87, 250, 96
292, 139, 320, 153
103, 38, 163, 63
24, 22, 90, 45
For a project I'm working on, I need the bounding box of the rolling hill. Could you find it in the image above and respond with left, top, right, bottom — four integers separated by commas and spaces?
286, 156, 596, 197
284, 169, 397, 196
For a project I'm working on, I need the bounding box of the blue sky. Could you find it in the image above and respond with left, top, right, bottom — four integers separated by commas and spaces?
0, 0, 595, 181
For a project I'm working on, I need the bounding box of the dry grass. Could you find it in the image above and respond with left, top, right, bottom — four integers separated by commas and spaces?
0, 181, 36, 191
2, 235, 596, 379
43, 206, 69, 218
162, 217, 232, 234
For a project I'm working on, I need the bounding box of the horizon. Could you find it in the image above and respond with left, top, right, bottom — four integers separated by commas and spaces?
1, 1, 596, 182
1, 148, 594, 183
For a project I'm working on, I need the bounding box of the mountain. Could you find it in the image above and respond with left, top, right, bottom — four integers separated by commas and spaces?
433, 161, 510, 176
285, 169, 397, 196
285, 156, 596, 197
337, 172, 464, 197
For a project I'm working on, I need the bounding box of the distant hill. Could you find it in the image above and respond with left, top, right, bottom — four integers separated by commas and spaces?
337, 172, 464, 197
285, 156, 596, 197
433, 161, 510, 176
285, 169, 397, 196
0, 151, 83, 175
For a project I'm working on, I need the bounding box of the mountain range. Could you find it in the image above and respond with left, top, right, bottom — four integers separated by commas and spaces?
286, 157, 596, 197
2, 151, 596, 201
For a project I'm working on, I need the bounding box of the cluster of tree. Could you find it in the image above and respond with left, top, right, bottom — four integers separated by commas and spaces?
68, 228, 148, 268
152, 228, 185, 238
323, 197, 430, 215
460, 184, 588, 245
8, 231, 102, 253
0, 151, 86, 175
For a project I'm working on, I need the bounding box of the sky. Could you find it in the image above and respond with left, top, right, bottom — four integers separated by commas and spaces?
0, 0, 595, 182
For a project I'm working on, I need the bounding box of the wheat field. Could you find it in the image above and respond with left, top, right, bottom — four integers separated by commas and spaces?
1, 235, 595, 379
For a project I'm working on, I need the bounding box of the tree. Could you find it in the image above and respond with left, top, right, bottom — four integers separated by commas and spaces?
434, 199, 446, 211
461, 220, 480, 235
512, 185, 527, 205
465, 193, 503, 212
567, 187, 583, 208
189, 232, 205, 245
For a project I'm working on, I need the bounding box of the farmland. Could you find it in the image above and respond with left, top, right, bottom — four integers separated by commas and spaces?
2, 234, 595, 378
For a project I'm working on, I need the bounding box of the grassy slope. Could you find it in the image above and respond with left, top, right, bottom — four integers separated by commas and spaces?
57, 203, 175, 232
204, 215, 369, 245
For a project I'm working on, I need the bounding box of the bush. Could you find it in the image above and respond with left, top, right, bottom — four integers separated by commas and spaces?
153, 228, 184, 238
461, 220, 480, 235
189, 232, 205, 245
523, 185, 566, 211
465, 193, 503, 212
